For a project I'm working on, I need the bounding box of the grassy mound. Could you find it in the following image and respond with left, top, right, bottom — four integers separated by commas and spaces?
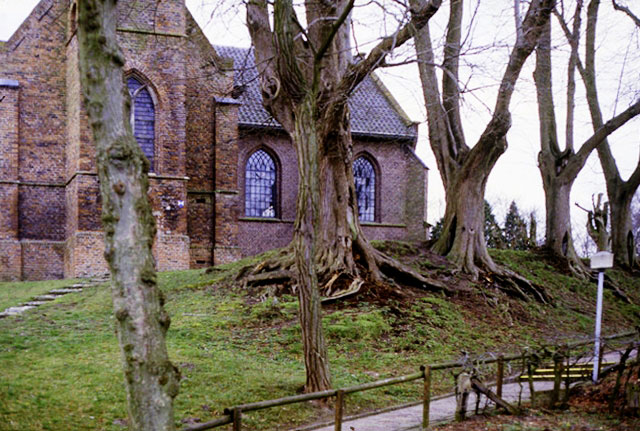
0, 244, 638, 430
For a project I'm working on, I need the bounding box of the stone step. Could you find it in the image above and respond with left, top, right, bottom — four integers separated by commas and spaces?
49, 288, 83, 295
23, 301, 48, 307
0, 305, 36, 317
33, 295, 58, 301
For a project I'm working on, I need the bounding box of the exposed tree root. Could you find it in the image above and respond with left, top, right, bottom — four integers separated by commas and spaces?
567, 256, 592, 280
371, 248, 454, 294
229, 241, 555, 305
492, 270, 550, 304
232, 243, 453, 300
603, 274, 634, 305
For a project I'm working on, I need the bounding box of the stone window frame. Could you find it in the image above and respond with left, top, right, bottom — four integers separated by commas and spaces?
353, 152, 380, 223
243, 146, 281, 219
124, 70, 159, 172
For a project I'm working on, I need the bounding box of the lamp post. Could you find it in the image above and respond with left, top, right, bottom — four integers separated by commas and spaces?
590, 251, 614, 383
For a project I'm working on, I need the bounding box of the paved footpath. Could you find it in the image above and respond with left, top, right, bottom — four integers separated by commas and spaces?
307, 350, 628, 431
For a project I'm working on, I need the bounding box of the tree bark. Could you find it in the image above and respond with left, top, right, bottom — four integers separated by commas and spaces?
291, 97, 332, 392
76, 1, 179, 429
609, 189, 637, 266
246, 0, 442, 392
413, 0, 555, 278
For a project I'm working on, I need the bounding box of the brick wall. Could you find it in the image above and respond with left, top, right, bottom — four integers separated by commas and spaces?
187, 193, 214, 267
0, 240, 21, 281
404, 147, 428, 241
0, 82, 21, 280
212, 101, 241, 265
65, 232, 108, 279
19, 186, 66, 241
117, 0, 186, 35
21, 240, 65, 281
0, 83, 19, 183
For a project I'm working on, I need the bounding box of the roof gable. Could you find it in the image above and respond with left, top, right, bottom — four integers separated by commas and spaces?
215, 46, 417, 141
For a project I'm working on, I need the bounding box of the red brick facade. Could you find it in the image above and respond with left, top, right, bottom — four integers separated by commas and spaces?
0, 0, 428, 281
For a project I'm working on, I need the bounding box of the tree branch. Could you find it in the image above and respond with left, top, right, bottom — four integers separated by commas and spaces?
442, 0, 466, 150
624, 160, 640, 193
565, 0, 583, 151
336, 0, 442, 98
475, 0, 555, 156
314, 0, 355, 64
564, 98, 640, 179
612, 0, 640, 27
534, 16, 561, 158
411, 0, 461, 187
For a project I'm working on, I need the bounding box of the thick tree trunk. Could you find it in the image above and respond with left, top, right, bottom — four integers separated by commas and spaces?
433, 172, 498, 278
610, 189, 636, 267
291, 98, 332, 393
77, 1, 179, 429
541, 175, 580, 260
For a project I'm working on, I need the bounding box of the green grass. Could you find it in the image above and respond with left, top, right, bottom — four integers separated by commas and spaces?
0, 248, 638, 430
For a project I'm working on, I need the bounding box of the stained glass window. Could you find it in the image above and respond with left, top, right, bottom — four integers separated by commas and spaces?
353, 156, 376, 222
245, 149, 277, 218
127, 77, 155, 171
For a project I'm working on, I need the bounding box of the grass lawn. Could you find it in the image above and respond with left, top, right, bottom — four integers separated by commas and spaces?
0, 246, 638, 430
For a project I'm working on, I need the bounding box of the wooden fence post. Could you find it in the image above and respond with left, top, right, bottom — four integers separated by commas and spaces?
551, 353, 562, 406
422, 365, 431, 430
496, 355, 504, 399
455, 372, 471, 422
526, 351, 536, 406
563, 345, 571, 403
598, 341, 604, 377
335, 390, 344, 431
232, 407, 242, 431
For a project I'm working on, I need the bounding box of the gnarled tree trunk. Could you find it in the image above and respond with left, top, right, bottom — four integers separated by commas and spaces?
433, 151, 502, 276
77, 1, 179, 429
608, 187, 637, 266
413, 0, 554, 279
246, 0, 442, 393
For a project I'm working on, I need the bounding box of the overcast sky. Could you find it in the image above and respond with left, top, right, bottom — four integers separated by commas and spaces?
2, 0, 639, 252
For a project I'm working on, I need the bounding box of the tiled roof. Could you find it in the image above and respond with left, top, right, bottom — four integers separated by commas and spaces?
215, 46, 417, 141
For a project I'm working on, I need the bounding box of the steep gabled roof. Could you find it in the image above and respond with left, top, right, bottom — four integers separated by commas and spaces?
215, 46, 418, 142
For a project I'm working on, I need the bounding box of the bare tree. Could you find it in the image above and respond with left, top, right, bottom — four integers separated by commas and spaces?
76, 1, 179, 429
536, 1, 640, 275
411, 0, 553, 295
581, 0, 640, 268
245, 0, 443, 392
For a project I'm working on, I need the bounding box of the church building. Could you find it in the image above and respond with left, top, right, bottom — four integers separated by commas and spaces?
0, 0, 429, 281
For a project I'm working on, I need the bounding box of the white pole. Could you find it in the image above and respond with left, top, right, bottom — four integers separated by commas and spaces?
592, 270, 605, 383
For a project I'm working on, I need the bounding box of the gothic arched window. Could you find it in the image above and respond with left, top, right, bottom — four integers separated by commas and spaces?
127, 76, 155, 171
245, 149, 278, 218
353, 156, 376, 222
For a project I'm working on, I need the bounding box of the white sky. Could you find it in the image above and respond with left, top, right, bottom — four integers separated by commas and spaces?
2, 0, 639, 252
